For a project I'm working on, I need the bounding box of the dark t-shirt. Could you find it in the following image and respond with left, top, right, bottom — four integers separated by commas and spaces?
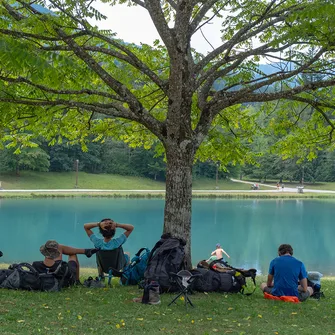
32, 260, 76, 287
32, 260, 63, 273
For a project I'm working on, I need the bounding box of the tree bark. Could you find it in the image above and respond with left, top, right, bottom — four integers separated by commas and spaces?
163, 145, 194, 269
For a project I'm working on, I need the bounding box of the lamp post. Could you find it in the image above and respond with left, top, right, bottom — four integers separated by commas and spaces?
75, 159, 79, 188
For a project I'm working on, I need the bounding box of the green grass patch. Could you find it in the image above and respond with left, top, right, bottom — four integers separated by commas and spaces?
0, 171, 271, 192
2, 172, 335, 199
0, 171, 166, 190
0, 171, 271, 191
0, 269, 334, 335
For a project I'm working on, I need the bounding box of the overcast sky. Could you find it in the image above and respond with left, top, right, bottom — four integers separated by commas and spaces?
90, 1, 224, 55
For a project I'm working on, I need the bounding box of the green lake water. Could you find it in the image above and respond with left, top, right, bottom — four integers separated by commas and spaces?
0, 198, 334, 276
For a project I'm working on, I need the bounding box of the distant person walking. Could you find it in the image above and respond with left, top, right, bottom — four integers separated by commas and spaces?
276, 183, 280, 190
281, 183, 285, 191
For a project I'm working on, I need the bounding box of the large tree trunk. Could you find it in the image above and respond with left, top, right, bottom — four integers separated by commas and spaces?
163, 145, 194, 269
162, 12, 195, 268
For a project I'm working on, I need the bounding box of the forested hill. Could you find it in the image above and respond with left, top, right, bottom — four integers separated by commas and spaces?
1, 137, 335, 184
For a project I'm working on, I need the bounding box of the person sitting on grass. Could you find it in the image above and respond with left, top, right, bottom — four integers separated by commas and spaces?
206, 243, 230, 264
84, 218, 134, 251
32, 240, 99, 286
260, 243, 313, 302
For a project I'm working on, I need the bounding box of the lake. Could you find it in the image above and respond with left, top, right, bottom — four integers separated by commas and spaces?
0, 198, 334, 276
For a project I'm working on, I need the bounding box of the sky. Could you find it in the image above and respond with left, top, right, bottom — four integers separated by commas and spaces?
90, 1, 224, 55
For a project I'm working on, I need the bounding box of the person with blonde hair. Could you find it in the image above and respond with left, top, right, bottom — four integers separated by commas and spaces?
206, 243, 230, 263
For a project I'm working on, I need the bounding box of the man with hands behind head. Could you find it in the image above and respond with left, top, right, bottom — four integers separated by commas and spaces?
84, 218, 134, 251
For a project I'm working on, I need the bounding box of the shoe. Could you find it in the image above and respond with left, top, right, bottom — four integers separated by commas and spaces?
148, 281, 161, 305
89, 277, 105, 288
84, 248, 100, 258
83, 276, 94, 287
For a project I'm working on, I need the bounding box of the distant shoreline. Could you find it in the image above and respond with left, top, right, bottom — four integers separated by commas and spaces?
1, 190, 335, 199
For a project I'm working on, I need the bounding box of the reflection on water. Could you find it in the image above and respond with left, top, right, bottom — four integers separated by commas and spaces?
0, 198, 335, 275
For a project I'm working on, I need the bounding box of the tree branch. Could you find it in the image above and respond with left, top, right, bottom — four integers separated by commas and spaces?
144, 0, 174, 51
42, 43, 167, 92
237, 78, 335, 106
1, 1, 24, 20
131, 0, 146, 8
194, 3, 300, 74
166, 0, 177, 10
189, 0, 221, 34
48, 0, 89, 30
209, 47, 327, 112
197, 42, 296, 89
0, 28, 85, 42
0, 97, 135, 119
0, 75, 124, 101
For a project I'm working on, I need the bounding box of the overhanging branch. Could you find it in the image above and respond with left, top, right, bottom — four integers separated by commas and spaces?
194, 3, 301, 74
189, 0, 221, 34
144, 0, 174, 51
0, 75, 124, 101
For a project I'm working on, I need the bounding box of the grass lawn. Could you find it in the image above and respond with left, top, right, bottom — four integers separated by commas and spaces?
0, 172, 271, 191
0, 269, 334, 335
0, 171, 166, 190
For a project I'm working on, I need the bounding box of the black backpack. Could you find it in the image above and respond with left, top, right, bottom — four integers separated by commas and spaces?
192, 259, 257, 295
144, 233, 186, 292
0, 263, 41, 291
0, 262, 70, 292
38, 261, 70, 292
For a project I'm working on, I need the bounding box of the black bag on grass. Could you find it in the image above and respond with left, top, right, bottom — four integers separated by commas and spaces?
38, 261, 70, 292
0, 268, 13, 286
144, 233, 186, 292
0, 261, 70, 292
192, 268, 242, 293
0, 263, 41, 290
192, 259, 257, 295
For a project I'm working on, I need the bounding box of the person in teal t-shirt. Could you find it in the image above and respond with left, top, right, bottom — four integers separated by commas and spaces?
260, 244, 313, 301
84, 218, 134, 250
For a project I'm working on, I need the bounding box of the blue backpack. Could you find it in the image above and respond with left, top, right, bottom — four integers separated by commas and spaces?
120, 248, 150, 285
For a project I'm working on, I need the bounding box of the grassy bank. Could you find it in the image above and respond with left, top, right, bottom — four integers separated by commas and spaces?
0, 269, 334, 335
2, 191, 335, 199
0, 171, 270, 191
2, 171, 335, 199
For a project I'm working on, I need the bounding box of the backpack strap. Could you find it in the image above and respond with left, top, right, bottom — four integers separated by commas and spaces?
146, 239, 165, 264
47, 261, 69, 289
12, 262, 39, 274
135, 248, 149, 257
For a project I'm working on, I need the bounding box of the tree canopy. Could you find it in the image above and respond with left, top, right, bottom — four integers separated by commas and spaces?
1, 0, 335, 265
